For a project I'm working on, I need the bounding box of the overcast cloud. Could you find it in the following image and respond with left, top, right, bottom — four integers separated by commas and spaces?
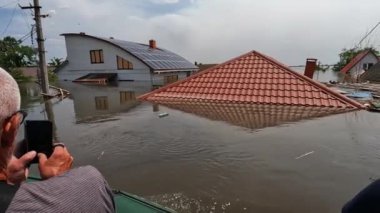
1, 0, 380, 65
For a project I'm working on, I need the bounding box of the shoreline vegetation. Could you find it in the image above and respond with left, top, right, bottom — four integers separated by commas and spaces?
8, 68, 58, 84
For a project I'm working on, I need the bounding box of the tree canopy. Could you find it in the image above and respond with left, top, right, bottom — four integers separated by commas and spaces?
332, 47, 379, 72
48, 57, 63, 67
0, 36, 36, 71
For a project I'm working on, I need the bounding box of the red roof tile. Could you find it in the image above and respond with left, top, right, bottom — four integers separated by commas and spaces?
139, 51, 363, 109
341, 50, 378, 73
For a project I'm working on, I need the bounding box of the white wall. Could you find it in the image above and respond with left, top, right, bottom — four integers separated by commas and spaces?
58, 35, 151, 81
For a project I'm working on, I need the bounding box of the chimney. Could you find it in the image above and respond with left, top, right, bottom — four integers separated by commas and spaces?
304, 58, 317, 79
149, 39, 157, 49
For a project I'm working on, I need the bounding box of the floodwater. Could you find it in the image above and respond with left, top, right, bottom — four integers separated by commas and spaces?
17, 82, 380, 213
292, 68, 342, 83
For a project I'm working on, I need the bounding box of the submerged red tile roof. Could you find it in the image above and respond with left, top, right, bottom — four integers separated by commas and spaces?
139, 51, 363, 109
341, 50, 377, 74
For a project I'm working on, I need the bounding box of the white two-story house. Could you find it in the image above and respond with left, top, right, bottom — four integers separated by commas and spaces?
55, 32, 198, 86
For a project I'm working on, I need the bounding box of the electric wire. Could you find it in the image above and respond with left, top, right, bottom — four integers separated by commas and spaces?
1, 4, 17, 36
18, 5, 32, 31
356, 22, 380, 48
0, 0, 17, 8
19, 31, 31, 42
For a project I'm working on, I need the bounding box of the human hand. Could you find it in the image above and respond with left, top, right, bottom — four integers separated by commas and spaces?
6, 151, 36, 185
38, 145, 74, 179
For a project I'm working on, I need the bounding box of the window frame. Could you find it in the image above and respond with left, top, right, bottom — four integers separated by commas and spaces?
362, 63, 374, 71
90, 49, 104, 64
164, 74, 179, 85
120, 91, 136, 104
95, 96, 108, 110
116, 56, 133, 70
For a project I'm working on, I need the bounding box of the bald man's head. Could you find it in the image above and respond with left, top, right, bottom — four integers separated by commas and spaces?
0, 68, 21, 124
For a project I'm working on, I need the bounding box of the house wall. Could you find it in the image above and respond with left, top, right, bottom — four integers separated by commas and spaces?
348, 53, 379, 75
152, 72, 189, 85
58, 81, 152, 121
58, 36, 151, 81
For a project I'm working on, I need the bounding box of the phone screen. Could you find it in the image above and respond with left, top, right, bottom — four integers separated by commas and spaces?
24, 120, 53, 164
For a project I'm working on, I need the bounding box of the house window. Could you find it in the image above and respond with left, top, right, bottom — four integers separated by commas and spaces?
95, 96, 108, 110
117, 56, 133, 70
120, 91, 136, 104
164, 75, 178, 85
363, 63, 374, 71
90, 50, 104, 64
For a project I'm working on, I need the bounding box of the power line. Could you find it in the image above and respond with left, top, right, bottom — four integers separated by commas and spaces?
356, 21, 380, 48
0, 0, 17, 8
18, 5, 32, 30
0, 4, 17, 35
19, 30, 32, 42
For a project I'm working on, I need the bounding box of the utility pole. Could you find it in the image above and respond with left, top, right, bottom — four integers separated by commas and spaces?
20, 0, 49, 95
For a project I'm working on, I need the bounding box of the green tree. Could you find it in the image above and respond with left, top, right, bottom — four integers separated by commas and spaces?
0, 36, 36, 71
315, 62, 329, 73
332, 47, 379, 72
48, 57, 63, 67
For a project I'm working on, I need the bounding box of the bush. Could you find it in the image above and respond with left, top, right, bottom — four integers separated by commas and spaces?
9, 68, 32, 83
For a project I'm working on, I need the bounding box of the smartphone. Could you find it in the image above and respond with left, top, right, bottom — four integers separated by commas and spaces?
24, 120, 53, 164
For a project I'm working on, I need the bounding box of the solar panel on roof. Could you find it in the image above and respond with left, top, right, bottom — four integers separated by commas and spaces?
100, 36, 197, 70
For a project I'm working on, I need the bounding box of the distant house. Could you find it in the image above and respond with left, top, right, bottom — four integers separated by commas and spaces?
340, 50, 379, 81
56, 33, 198, 86
18, 66, 55, 79
360, 61, 380, 82
139, 50, 362, 110
196, 63, 218, 72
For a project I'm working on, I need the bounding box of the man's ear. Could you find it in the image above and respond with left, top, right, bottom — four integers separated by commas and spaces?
1, 115, 20, 148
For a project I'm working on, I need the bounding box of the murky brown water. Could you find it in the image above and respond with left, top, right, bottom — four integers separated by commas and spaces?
18, 82, 380, 213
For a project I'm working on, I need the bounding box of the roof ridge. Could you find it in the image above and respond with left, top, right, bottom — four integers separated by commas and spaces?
253, 51, 364, 108
138, 51, 256, 100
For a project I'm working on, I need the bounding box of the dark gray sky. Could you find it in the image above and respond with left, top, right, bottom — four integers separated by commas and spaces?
1, 0, 380, 65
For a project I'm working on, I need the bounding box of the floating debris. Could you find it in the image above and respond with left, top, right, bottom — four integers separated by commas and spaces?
368, 101, 380, 112
295, 151, 314, 160
158, 112, 169, 118
97, 151, 105, 160
346, 91, 373, 101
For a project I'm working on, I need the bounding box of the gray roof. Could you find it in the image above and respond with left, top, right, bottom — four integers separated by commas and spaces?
361, 62, 380, 82
62, 33, 198, 71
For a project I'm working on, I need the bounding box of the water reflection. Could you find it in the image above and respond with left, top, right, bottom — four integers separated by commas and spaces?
152, 100, 356, 130
58, 81, 151, 123
19, 83, 42, 109
291, 67, 344, 83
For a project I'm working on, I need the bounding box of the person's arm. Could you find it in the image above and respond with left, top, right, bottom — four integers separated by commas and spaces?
7, 166, 115, 213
